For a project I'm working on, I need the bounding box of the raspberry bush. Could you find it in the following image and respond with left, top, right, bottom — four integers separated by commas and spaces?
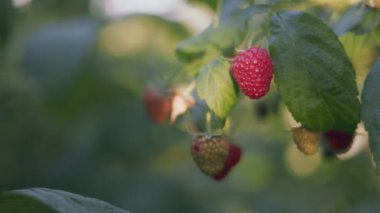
145, 0, 380, 178
2, 0, 380, 212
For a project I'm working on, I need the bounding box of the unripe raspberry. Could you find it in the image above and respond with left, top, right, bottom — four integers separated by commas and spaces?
191, 135, 241, 180
292, 127, 320, 155
230, 47, 274, 99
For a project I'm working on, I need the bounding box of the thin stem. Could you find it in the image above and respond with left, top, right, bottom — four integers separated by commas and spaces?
206, 110, 212, 134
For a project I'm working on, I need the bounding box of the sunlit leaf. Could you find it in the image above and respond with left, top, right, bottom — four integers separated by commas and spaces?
197, 57, 237, 120
170, 60, 204, 85
340, 28, 380, 88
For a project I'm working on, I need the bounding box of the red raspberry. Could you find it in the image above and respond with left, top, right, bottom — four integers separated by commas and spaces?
191, 134, 241, 180
143, 88, 173, 123
231, 47, 274, 99
212, 144, 241, 180
324, 130, 354, 154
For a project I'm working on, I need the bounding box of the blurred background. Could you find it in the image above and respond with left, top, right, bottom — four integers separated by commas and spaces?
1, 0, 380, 212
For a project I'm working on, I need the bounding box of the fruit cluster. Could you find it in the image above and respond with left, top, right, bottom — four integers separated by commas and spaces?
143, 46, 356, 180
292, 127, 354, 156
143, 47, 274, 180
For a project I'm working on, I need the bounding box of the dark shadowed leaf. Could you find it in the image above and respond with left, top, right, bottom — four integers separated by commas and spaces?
362, 59, 380, 174
269, 11, 360, 132
0, 188, 130, 213
31, 0, 90, 15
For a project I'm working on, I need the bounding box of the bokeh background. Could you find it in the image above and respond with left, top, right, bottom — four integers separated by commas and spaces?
1, 0, 380, 212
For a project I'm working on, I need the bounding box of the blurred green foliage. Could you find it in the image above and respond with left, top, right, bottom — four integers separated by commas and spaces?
0, 0, 14, 47
1, 1, 380, 213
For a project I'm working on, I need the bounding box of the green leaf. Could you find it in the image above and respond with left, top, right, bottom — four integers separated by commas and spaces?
339, 28, 380, 89
176, 5, 268, 62
187, 0, 219, 11
269, 11, 360, 132
170, 60, 203, 84
333, 3, 380, 36
197, 57, 237, 120
219, 0, 245, 23
0, 188, 130, 213
362, 59, 380, 174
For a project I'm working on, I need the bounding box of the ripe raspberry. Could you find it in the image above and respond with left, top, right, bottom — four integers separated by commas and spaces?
324, 130, 354, 154
191, 135, 241, 180
213, 144, 241, 180
292, 127, 320, 155
231, 47, 274, 99
143, 88, 173, 123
